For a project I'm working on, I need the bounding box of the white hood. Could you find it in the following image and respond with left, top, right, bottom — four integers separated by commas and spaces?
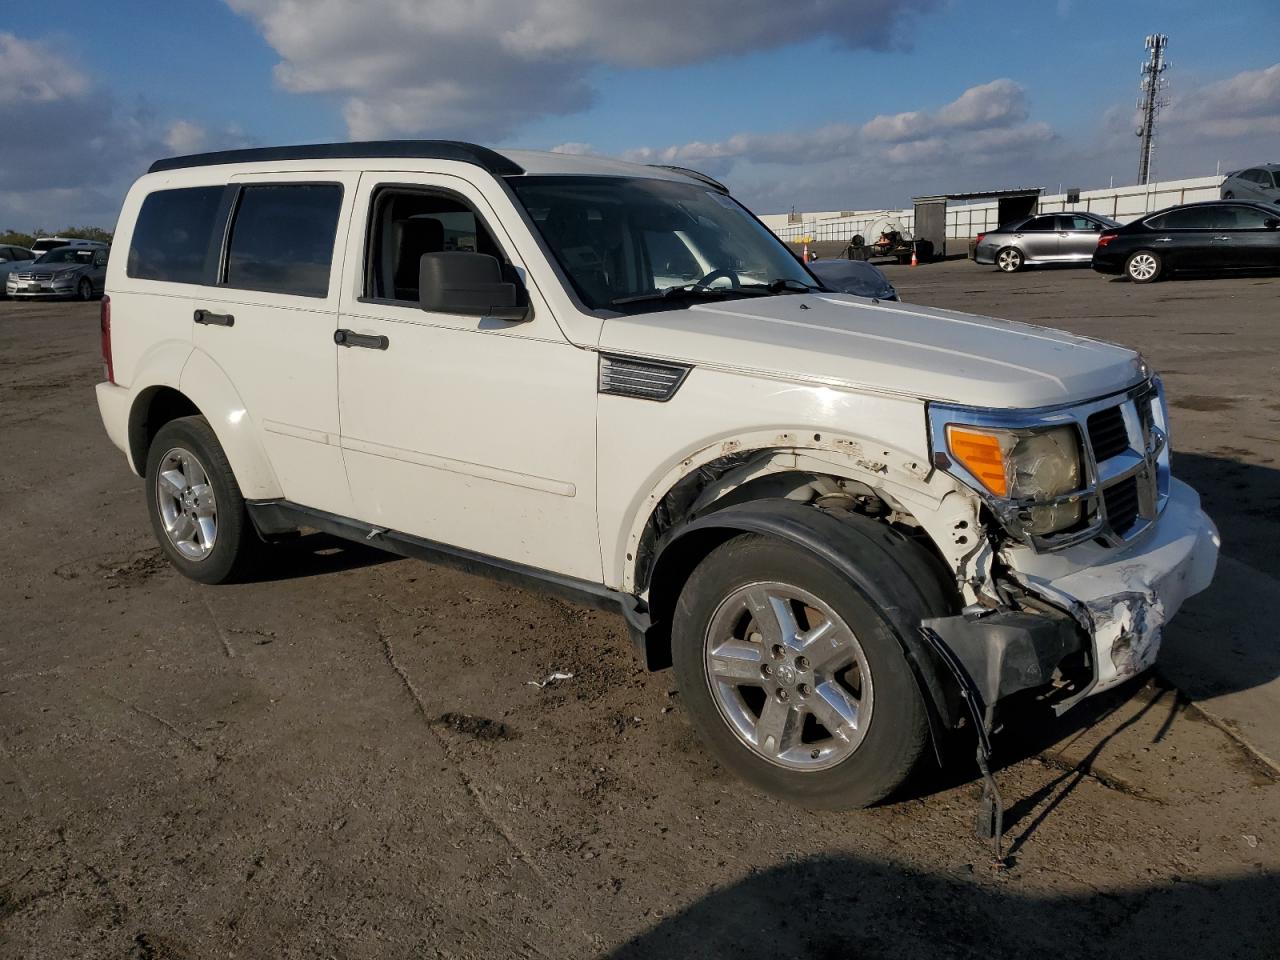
598, 293, 1144, 409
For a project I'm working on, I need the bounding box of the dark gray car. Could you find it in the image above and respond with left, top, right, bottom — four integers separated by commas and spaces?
972, 211, 1121, 272
5, 245, 108, 300
806, 258, 898, 300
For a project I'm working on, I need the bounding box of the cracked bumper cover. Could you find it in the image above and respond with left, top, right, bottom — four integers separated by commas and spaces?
926, 478, 1219, 708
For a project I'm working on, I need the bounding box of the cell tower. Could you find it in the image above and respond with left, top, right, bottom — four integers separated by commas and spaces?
1135, 34, 1169, 185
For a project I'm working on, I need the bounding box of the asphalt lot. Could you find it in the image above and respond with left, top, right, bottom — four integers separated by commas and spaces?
2, 260, 1278, 959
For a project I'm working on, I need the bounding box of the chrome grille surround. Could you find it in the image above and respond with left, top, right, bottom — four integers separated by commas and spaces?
927, 377, 1170, 552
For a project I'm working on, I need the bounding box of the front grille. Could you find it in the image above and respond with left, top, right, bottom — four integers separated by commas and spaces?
1102, 475, 1141, 534
1087, 406, 1129, 460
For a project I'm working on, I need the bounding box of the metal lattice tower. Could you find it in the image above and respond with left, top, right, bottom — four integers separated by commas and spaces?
1136, 34, 1169, 185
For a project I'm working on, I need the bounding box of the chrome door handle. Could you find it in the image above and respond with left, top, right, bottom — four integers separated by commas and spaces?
1211, 236, 1232, 242
1153, 237, 1173, 242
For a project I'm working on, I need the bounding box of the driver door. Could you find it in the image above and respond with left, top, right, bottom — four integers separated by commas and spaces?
334, 171, 602, 581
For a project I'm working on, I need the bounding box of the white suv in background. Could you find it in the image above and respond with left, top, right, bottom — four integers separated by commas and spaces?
96, 142, 1218, 811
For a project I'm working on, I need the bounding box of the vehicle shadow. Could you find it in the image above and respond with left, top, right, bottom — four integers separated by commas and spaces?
252, 531, 398, 582
605, 853, 1275, 959
1172, 451, 1280, 579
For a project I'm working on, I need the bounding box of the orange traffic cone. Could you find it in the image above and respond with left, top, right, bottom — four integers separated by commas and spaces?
910, 245, 919, 267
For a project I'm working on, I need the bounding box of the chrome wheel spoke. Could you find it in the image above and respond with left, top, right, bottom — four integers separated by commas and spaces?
755, 696, 800, 757
745, 589, 802, 650
798, 618, 850, 673
158, 469, 186, 500
808, 681, 861, 738
196, 515, 217, 547
708, 640, 764, 684
168, 512, 197, 543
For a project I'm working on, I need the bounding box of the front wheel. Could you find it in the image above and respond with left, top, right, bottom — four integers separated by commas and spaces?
996, 247, 1023, 272
1125, 250, 1163, 283
1223, 191, 1234, 200
145, 416, 261, 584
671, 533, 933, 809
77, 278, 93, 301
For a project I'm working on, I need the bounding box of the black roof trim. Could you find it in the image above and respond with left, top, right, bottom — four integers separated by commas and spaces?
147, 140, 524, 176
647, 164, 729, 194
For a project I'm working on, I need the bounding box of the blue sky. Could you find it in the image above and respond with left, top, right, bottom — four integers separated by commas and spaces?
2, 1, 1278, 228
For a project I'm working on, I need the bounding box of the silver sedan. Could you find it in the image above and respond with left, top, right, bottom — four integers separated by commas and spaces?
973, 212, 1120, 273
5, 245, 108, 300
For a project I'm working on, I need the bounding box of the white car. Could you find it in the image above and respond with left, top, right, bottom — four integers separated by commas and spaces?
96, 142, 1218, 810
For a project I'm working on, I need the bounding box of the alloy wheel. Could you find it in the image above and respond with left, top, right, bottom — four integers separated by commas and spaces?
997, 249, 1021, 272
1128, 253, 1158, 281
155, 446, 218, 561
703, 581, 874, 771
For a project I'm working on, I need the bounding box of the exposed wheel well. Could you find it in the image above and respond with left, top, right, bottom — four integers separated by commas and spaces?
128, 387, 202, 475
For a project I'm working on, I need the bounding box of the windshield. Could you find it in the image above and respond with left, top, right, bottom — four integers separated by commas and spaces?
509, 175, 816, 311
35, 248, 94, 265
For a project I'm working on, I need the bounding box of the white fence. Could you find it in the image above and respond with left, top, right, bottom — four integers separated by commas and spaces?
761, 174, 1225, 243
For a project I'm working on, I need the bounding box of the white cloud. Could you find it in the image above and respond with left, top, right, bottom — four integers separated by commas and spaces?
0, 32, 253, 229
550, 142, 596, 156
225, 0, 939, 140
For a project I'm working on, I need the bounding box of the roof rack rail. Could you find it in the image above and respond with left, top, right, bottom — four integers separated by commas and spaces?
148, 140, 524, 176
647, 164, 730, 194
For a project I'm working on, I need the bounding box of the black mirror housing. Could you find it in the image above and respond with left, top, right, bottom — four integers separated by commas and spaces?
419, 252, 528, 321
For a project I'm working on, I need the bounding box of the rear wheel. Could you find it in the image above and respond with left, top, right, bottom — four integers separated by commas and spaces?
1125, 250, 1162, 283
145, 416, 261, 584
671, 532, 935, 810
996, 247, 1023, 272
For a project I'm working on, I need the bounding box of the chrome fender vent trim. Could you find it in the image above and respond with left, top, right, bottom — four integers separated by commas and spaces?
598, 354, 692, 402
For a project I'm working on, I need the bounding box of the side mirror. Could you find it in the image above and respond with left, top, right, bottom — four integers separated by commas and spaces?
419, 252, 528, 321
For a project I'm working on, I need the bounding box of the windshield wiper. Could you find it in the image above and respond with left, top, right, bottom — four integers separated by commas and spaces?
610, 283, 741, 307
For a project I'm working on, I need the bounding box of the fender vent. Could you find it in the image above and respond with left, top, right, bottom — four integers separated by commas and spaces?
598, 354, 691, 402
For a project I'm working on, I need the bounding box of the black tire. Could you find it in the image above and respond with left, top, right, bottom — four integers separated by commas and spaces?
1125, 249, 1163, 283
996, 246, 1023, 273
1223, 191, 1234, 199
671, 529, 941, 810
144, 416, 261, 584
77, 278, 93, 301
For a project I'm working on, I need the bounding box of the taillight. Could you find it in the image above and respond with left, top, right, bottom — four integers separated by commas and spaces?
1097, 231, 1117, 248
100, 295, 114, 383
975, 233, 986, 245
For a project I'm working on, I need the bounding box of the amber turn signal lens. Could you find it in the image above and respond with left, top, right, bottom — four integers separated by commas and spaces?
946, 426, 1008, 497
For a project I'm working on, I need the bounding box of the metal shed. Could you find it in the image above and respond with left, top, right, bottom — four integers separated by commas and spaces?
911, 188, 1042, 258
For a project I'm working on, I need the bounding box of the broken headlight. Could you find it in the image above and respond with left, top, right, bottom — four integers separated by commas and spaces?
943, 423, 1084, 536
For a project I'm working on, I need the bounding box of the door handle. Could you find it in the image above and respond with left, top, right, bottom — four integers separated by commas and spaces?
1210, 236, 1232, 242
194, 309, 234, 327
1153, 237, 1173, 242
334, 329, 389, 350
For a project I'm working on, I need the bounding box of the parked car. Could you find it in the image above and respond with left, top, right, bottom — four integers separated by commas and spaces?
0, 244, 36, 297
1220, 164, 1280, 204
29, 236, 108, 256
96, 142, 1217, 812
972, 212, 1121, 272
806, 258, 898, 300
5, 245, 108, 300
1092, 200, 1280, 282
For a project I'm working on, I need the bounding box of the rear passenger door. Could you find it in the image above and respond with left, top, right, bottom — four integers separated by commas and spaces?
1013, 215, 1060, 260
189, 172, 359, 517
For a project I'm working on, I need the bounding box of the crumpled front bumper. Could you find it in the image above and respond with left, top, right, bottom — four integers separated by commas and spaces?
1005, 477, 1219, 695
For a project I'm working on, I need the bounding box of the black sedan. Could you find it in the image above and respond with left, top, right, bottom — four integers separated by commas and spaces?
1092, 200, 1280, 283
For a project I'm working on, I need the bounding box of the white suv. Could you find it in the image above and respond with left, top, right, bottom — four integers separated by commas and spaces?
96, 141, 1218, 810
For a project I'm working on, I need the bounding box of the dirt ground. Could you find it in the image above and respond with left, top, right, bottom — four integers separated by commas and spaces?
2, 260, 1278, 959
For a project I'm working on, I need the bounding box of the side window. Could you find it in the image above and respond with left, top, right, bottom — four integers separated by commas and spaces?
224, 183, 343, 298
93, 249, 108, 267
1023, 216, 1057, 231
366, 189, 507, 303
1242, 169, 1265, 184
1146, 208, 1211, 229
127, 186, 224, 283
1061, 215, 1097, 231
1221, 206, 1271, 229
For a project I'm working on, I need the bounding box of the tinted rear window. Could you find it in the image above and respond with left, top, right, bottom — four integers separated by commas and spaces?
224, 183, 342, 298
128, 186, 225, 283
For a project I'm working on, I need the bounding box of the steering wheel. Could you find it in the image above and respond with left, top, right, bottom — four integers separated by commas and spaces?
694, 268, 741, 290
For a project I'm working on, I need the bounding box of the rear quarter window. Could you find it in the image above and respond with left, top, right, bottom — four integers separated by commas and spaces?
127, 186, 225, 284
224, 183, 343, 298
